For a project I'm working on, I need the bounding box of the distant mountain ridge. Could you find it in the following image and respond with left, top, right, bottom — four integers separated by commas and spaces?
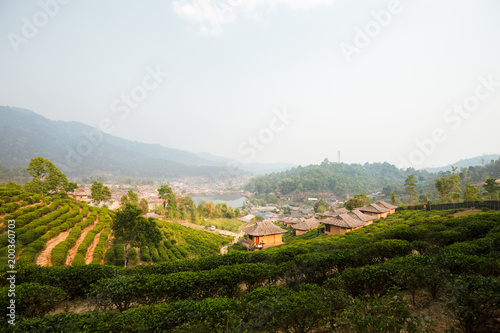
195, 152, 296, 175
0, 106, 294, 178
423, 154, 500, 173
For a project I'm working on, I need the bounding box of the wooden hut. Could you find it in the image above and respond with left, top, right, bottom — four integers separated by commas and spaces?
292, 217, 321, 235
242, 221, 287, 250
358, 201, 397, 219
321, 209, 375, 235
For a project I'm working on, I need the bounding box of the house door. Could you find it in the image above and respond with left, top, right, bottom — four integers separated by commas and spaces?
255, 237, 259, 244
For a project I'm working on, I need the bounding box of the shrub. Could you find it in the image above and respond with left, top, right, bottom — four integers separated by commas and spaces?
140, 247, 151, 262
128, 248, 138, 265
0, 283, 66, 318
444, 275, 500, 333
72, 253, 86, 266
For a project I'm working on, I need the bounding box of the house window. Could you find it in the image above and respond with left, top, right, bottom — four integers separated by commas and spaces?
249, 235, 253, 240
325, 225, 331, 232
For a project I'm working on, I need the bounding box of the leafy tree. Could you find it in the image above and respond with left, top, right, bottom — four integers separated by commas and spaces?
278, 178, 296, 195
252, 215, 264, 222
120, 195, 128, 206
463, 183, 483, 202
127, 190, 139, 204
314, 199, 330, 213
390, 192, 397, 206
66, 182, 78, 192
435, 166, 461, 203
25, 157, 69, 195
404, 174, 417, 204
112, 203, 162, 267
158, 184, 172, 207
158, 184, 178, 219
345, 197, 364, 210
90, 181, 112, 203
204, 201, 215, 219
345, 194, 371, 210
483, 178, 500, 200
140, 198, 149, 214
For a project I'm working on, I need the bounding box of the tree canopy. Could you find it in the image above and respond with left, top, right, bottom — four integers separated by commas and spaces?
90, 181, 112, 203
113, 203, 162, 266
25, 157, 69, 195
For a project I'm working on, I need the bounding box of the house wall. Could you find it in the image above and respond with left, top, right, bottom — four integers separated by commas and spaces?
363, 211, 384, 219
246, 234, 283, 247
246, 235, 256, 246
260, 234, 283, 246
295, 229, 308, 236
324, 224, 348, 235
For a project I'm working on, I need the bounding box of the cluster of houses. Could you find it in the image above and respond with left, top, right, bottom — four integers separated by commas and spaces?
240, 201, 397, 251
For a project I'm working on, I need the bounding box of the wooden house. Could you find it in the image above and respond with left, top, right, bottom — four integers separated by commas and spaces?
316, 208, 348, 219
71, 188, 91, 202
292, 217, 321, 235
280, 216, 304, 227
321, 209, 375, 235
242, 221, 287, 250
358, 201, 398, 219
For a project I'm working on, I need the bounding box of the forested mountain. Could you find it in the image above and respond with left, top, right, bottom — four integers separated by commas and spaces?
0, 106, 240, 179
245, 160, 431, 196
424, 154, 500, 173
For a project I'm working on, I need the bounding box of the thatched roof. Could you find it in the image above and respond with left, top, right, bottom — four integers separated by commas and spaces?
359, 201, 397, 214
240, 214, 255, 222
292, 217, 321, 231
242, 221, 288, 236
349, 209, 375, 222
317, 208, 348, 218
377, 201, 398, 210
321, 213, 366, 229
280, 216, 304, 224
73, 188, 91, 196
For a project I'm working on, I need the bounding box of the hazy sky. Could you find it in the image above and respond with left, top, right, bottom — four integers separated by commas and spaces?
1, 0, 499, 169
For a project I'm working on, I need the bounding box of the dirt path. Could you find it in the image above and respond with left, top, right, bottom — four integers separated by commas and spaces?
85, 228, 104, 264
34, 229, 72, 266
32, 205, 81, 266
453, 209, 482, 217
65, 217, 99, 265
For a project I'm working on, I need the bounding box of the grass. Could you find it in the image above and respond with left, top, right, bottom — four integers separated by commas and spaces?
203, 218, 246, 233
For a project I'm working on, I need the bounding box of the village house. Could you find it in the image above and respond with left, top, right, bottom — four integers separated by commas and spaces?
321, 209, 375, 235
71, 188, 91, 202
292, 217, 321, 235
316, 208, 348, 219
358, 201, 398, 219
279, 216, 304, 227
241, 221, 287, 250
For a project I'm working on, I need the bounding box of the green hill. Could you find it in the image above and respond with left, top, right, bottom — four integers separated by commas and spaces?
245, 160, 431, 197
0, 184, 231, 268
2, 207, 499, 332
